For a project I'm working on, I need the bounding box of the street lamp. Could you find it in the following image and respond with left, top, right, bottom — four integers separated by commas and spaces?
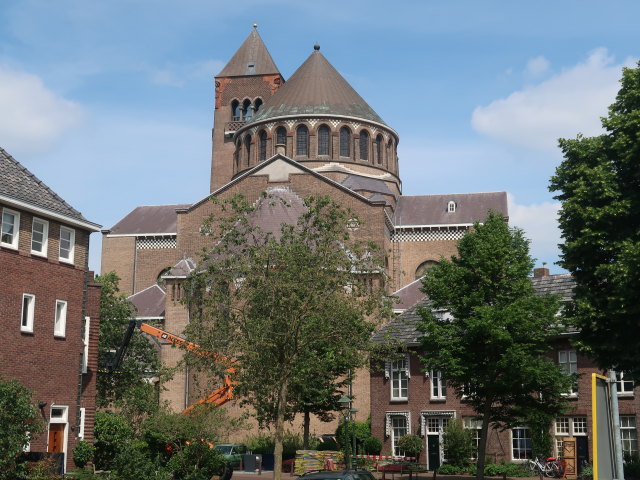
338, 395, 358, 470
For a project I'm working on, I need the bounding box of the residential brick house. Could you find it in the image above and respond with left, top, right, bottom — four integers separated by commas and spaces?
101, 27, 507, 435
0, 147, 101, 473
372, 267, 639, 472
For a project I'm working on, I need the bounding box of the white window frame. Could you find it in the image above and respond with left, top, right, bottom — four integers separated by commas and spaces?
558, 350, 578, 396
31, 217, 49, 256
21, 294, 35, 333
54, 300, 67, 337
463, 417, 482, 459
388, 413, 409, 456
511, 426, 532, 461
390, 356, 409, 401
1, 207, 20, 249
59, 226, 75, 263
447, 201, 456, 213
616, 371, 635, 396
620, 415, 637, 457
82, 317, 90, 373
430, 370, 446, 400
78, 407, 86, 439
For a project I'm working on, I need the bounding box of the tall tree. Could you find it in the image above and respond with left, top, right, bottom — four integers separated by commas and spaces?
417, 213, 571, 480
183, 193, 390, 480
550, 62, 640, 379
96, 272, 161, 420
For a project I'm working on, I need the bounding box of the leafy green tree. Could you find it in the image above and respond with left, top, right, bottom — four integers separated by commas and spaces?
96, 272, 161, 418
94, 411, 134, 470
442, 419, 474, 467
73, 440, 95, 469
183, 193, 391, 480
397, 434, 422, 460
417, 212, 572, 480
550, 62, 640, 379
0, 376, 43, 480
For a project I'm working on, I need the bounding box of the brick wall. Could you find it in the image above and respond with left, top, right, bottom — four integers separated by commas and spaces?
101, 235, 135, 295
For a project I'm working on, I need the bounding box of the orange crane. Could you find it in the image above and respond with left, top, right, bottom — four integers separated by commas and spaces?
110, 320, 235, 413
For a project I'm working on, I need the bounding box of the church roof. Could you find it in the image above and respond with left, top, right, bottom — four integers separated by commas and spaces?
106, 204, 189, 235
217, 28, 280, 77
393, 192, 508, 226
392, 277, 426, 313
341, 174, 392, 196
128, 284, 165, 318
252, 47, 386, 125
0, 147, 99, 230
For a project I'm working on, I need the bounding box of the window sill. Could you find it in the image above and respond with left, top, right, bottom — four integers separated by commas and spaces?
390, 398, 408, 403
430, 398, 447, 402
20, 329, 34, 335
1, 243, 19, 250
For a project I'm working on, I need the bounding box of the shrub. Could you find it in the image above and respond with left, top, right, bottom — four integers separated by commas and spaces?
442, 419, 474, 467
93, 411, 134, 470
73, 440, 95, 468
363, 436, 382, 455
397, 434, 422, 459
437, 464, 463, 475
245, 433, 275, 454
624, 456, 640, 480
581, 463, 594, 480
112, 441, 169, 480
166, 441, 226, 480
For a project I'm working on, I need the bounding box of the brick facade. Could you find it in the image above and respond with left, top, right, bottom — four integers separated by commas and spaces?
0, 199, 100, 473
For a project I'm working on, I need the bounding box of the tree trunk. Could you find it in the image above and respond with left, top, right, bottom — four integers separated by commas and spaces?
476, 403, 492, 480
273, 381, 289, 480
303, 411, 311, 449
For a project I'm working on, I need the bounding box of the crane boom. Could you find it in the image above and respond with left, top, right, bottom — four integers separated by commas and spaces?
111, 319, 235, 412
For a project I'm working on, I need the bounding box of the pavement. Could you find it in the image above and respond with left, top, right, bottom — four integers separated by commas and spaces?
229, 470, 543, 480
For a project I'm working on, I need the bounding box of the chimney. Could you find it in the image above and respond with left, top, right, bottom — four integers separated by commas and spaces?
533, 263, 550, 278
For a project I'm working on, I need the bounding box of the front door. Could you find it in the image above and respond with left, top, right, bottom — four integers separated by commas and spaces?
427, 435, 440, 470
48, 424, 65, 453
576, 436, 589, 473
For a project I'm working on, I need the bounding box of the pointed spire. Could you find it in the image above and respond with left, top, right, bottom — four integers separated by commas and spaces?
253, 47, 386, 125
217, 27, 280, 77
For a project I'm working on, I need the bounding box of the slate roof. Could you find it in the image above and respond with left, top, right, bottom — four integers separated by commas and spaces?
164, 258, 196, 278
341, 174, 392, 196
0, 147, 98, 228
392, 277, 425, 312
375, 273, 576, 345
252, 47, 386, 125
394, 192, 508, 226
106, 204, 190, 235
217, 28, 280, 77
128, 285, 165, 318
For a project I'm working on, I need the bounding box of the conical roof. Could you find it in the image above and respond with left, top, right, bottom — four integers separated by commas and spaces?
217, 27, 280, 77
252, 46, 386, 125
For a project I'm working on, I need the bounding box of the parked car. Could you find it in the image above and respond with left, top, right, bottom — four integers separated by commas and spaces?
300, 470, 376, 480
214, 444, 248, 468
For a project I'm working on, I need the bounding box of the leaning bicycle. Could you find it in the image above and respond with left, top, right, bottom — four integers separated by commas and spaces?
527, 456, 564, 478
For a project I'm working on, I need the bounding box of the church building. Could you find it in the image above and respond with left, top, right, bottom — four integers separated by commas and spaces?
101, 27, 507, 435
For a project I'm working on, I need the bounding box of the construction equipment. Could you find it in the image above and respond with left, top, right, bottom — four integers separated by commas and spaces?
109, 319, 235, 413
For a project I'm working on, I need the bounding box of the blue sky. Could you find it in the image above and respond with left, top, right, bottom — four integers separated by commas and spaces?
1, 0, 638, 275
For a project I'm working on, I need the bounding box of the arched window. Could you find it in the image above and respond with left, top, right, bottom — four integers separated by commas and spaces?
296, 125, 309, 156
276, 126, 287, 146
359, 131, 369, 161
447, 201, 456, 213
376, 135, 383, 165
340, 127, 351, 157
318, 125, 330, 156
244, 135, 252, 166
387, 139, 393, 169
242, 99, 252, 121
254, 98, 263, 114
258, 130, 268, 162
231, 100, 241, 121
415, 260, 438, 279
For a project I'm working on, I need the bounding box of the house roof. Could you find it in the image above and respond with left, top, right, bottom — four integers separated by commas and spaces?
251, 47, 386, 126
341, 174, 392, 196
128, 284, 165, 318
0, 147, 100, 230
376, 273, 576, 345
217, 28, 280, 78
393, 192, 508, 226
164, 257, 196, 278
392, 277, 425, 312
106, 204, 189, 235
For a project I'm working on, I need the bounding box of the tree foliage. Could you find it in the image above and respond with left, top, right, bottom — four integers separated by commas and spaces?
442, 419, 475, 467
550, 62, 640, 379
96, 272, 161, 416
417, 213, 571, 480
183, 193, 391, 480
0, 376, 43, 480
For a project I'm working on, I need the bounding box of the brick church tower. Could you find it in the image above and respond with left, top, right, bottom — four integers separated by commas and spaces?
210, 27, 284, 192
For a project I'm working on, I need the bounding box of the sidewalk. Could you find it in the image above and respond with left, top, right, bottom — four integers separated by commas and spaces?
230, 470, 543, 480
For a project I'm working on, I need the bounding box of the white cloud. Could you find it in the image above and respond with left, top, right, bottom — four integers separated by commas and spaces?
525, 55, 550, 77
507, 193, 562, 270
472, 48, 628, 153
0, 66, 83, 155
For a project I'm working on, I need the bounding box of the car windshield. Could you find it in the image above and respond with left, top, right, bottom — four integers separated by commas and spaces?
214, 445, 233, 454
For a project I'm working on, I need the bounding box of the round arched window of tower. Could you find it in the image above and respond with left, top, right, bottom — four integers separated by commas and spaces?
258, 130, 268, 162
340, 126, 351, 158
242, 99, 252, 121
318, 124, 330, 156
415, 260, 438, 279
276, 126, 287, 146
359, 130, 369, 161
375, 135, 383, 165
296, 125, 309, 156
231, 100, 240, 121
254, 98, 263, 114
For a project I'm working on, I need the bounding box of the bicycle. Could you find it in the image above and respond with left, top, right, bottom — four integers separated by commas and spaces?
527, 456, 564, 478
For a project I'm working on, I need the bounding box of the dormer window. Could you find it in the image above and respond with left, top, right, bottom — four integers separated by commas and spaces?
447, 201, 456, 213
246, 62, 256, 75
